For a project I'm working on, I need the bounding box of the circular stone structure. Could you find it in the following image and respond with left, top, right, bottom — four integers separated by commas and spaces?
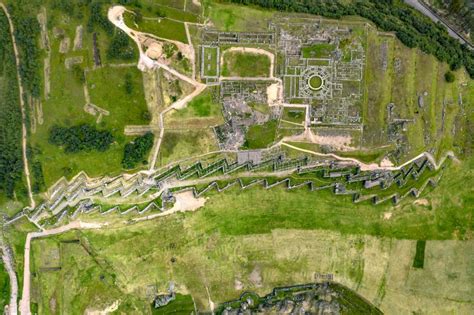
308, 75, 323, 90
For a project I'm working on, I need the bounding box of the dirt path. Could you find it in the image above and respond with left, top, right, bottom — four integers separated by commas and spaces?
19, 221, 105, 315
282, 142, 454, 171
184, 22, 196, 80
0, 3, 35, 210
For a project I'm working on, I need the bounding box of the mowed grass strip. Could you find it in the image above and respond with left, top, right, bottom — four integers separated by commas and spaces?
221, 51, 271, 77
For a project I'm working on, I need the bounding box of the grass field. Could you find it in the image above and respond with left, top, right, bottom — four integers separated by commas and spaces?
282, 107, 305, 124
242, 120, 278, 149
29, 205, 473, 314
202, 46, 219, 77
151, 294, 195, 314
28, 1, 149, 186
158, 129, 218, 166
221, 51, 271, 77
302, 43, 336, 58
207, 2, 275, 32
124, 12, 188, 43
87, 66, 150, 131
31, 65, 150, 186
352, 24, 468, 165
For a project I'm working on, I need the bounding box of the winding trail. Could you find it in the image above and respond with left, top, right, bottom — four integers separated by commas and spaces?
0, 3, 35, 210
19, 221, 105, 315
282, 142, 455, 171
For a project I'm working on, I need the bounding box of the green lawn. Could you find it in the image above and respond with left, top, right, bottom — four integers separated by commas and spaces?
125, 12, 188, 43
87, 66, 150, 131
202, 46, 219, 77
413, 240, 426, 268
221, 51, 271, 77
151, 294, 195, 314
32, 65, 150, 186
282, 108, 305, 124
208, 2, 275, 32
176, 89, 221, 118
27, 1, 149, 186
242, 120, 278, 149
302, 43, 336, 58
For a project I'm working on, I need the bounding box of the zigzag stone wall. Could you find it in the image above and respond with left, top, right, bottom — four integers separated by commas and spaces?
5, 153, 451, 228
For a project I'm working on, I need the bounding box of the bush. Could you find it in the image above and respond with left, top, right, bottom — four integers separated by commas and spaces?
444, 71, 455, 82
72, 64, 85, 84
124, 73, 133, 94
122, 132, 154, 169
107, 30, 136, 60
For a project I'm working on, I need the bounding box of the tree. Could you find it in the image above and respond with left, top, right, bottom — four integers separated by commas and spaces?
124, 73, 133, 94
72, 64, 85, 84
122, 132, 154, 169
444, 71, 455, 82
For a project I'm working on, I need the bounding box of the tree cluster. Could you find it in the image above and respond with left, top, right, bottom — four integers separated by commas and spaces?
49, 124, 114, 153
107, 30, 136, 60
9, 5, 41, 97
87, 2, 114, 35
0, 11, 25, 198
226, 0, 474, 78
122, 132, 154, 169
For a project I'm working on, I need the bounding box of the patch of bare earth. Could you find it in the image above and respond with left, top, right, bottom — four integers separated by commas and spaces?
414, 198, 429, 206
249, 266, 263, 288
85, 300, 120, 315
